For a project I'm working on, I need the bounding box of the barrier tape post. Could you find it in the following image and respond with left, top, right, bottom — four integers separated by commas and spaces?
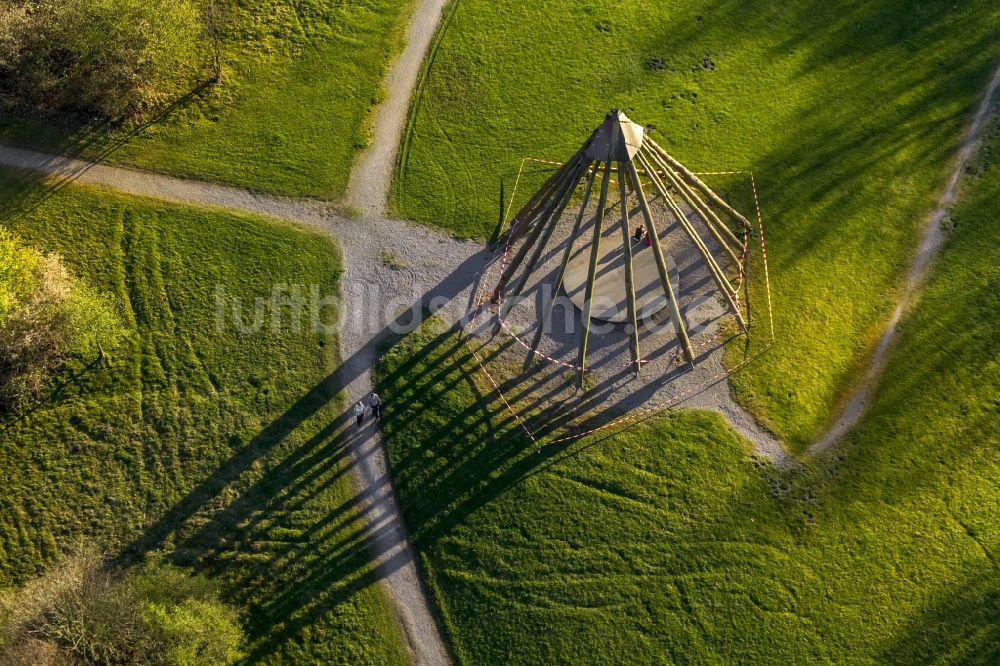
750, 172, 775, 340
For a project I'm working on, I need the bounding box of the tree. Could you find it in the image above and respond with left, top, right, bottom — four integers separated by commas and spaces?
0, 0, 204, 119
0, 228, 127, 408
0, 223, 38, 327
0, 547, 245, 665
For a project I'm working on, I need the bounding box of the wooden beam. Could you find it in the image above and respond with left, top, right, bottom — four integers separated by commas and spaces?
493, 151, 586, 302
625, 160, 694, 364
645, 139, 753, 233
642, 147, 743, 263
525, 164, 599, 369
504, 158, 591, 306
493, 163, 586, 341
506, 124, 602, 242
617, 162, 642, 376
578, 141, 618, 387
507, 170, 562, 238
638, 151, 740, 297
508, 148, 587, 243
637, 152, 747, 332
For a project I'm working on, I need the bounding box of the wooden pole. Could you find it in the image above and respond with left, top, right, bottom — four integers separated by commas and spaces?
508, 147, 586, 242
642, 147, 743, 263
497, 178, 505, 241
492, 160, 586, 339
504, 159, 590, 306
645, 139, 753, 234
625, 160, 694, 364
638, 152, 740, 298
578, 139, 617, 387
507, 126, 600, 242
617, 163, 642, 377
525, 165, 598, 369
637, 152, 747, 332
494, 151, 586, 301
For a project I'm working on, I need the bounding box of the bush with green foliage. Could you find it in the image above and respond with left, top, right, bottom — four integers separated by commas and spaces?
0, 0, 204, 118
0, 222, 37, 325
0, 548, 245, 665
0, 227, 126, 407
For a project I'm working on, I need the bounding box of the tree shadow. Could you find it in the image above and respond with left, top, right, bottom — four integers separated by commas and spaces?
0, 80, 215, 218
0, 354, 104, 432
879, 567, 1000, 664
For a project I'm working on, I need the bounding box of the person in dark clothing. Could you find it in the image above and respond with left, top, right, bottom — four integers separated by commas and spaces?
369, 392, 382, 422
633, 224, 645, 243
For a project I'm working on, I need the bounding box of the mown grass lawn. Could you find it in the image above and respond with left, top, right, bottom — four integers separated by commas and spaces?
0, 0, 414, 199
0, 171, 406, 664
376, 120, 1000, 662
392, 0, 1000, 450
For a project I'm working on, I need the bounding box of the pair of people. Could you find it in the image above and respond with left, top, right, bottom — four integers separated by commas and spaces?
354, 391, 382, 427
632, 224, 652, 247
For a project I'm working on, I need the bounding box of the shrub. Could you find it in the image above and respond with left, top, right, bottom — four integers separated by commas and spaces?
0, 0, 204, 119
0, 547, 245, 665
0, 228, 127, 408
0, 223, 38, 326
132, 563, 245, 666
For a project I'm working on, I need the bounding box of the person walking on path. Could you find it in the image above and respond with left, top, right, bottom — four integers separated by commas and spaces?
354, 399, 366, 427
370, 391, 382, 422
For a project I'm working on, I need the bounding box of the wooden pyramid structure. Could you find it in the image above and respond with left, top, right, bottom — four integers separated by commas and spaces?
492, 109, 753, 387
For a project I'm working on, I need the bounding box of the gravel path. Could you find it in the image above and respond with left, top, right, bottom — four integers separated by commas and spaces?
808, 58, 1000, 456
343, 0, 449, 216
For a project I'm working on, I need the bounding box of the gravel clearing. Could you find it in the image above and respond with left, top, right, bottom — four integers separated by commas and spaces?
477, 189, 785, 462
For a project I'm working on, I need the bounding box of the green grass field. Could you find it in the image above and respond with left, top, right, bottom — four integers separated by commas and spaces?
0, 172, 406, 664
376, 117, 1000, 662
392, 0, 1000, 450
0, 0, 414, 198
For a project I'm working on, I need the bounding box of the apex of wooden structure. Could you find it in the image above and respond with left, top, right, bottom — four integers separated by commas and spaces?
494, 110, 754, 388
584, 109, 645, 162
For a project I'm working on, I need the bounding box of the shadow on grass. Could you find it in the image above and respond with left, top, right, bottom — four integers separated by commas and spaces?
107, 247, 495, 660
0, 354, 104, 432
880, 568, 1000, 664
0, 80, 214, 217
107, 345, 402, 660
373, 309, 757, 550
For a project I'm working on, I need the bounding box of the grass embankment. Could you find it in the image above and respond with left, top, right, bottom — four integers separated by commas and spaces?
0, 0, 414, 198
392, 0, 1000, 449
377, 119, 1000, 661
0, 171, 406, 664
